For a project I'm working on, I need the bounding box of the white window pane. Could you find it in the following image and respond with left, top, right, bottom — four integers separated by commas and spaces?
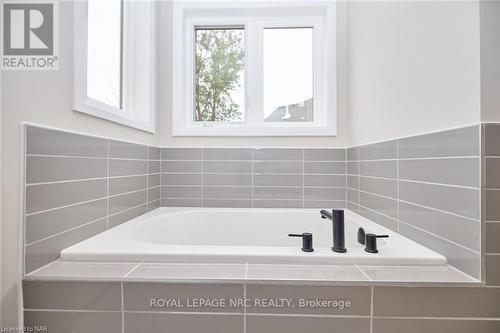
264, 28, 313, 122
195, 28, 245, 122
87, 0, 122, 109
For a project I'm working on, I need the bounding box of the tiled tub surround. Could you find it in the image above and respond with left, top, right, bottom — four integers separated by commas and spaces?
160, 147, 346, 209
485, 124, 500, 286
23, 280, 500, 333
346, 126, 482, 279
24, 125, 161, 273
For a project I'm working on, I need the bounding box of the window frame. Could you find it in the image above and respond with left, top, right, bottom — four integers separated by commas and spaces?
172, 1, 337, 136
73, 0, 157, 133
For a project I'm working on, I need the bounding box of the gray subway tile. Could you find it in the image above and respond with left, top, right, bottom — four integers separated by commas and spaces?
347, 161, 359, 175
26, 179, 107, 214
109, 159, 147, 177
204, 160, 251, 173
486, 255, 500, 286
347, 189, 359, 203
247, 315, 370, 333
304, 187, 345, 200
124, 283, 244, 312
359, 160, 397, 178
109, 140, 147, 159
253, 161, 302, 174
253, 200, 302, 208
358, 205, 398, 231
148, 146, 161, 160
24, 311, 122, 333
127, 263, 246, 280
162, 173, 202, 186
253, 148, 302, 160
304, 174, 346, 187
204, 186, 252, 199
304, 148, 345, 161
26, 126, 108, 158
304, 200, 345, 208
26, 198, 106, 244
373, 318, 500, 333
485, 124, 500, 156
254, 174, 302, 187
161, 198, 202, 207
399, 158, 479, 188
346, 201, 360, 212
148, 186, 161, 202
25, 218, 107, 272
109, 175, 147, 196
23, 281, 122, 310
147, 160, 160, 174
399, 181, 480, 219
486, 222, 500, 253
253, 187, 302, 200
373, 286, 500, 317
108, 190, 147, 215
124, 313, 243, 333
304, 161, 345, 174
246, 285, 371, 315
203, 173, 252, 186
148, 173, 161, 187
162, 186, 202, 198
108, 204, 148, 228
486, 157, 500, 188
147, 199, 160, 210
486, 189, 500, 220
359, 176, 397, 199
399, 222, 480, 279
203, 199, 252, 208
360, 191, 397, 219
26, 156, 107, 184
203, 148, 252, 160
398, 126, 479, 158
399, 201, 480, 251
359, 140, 397, 160
162, 160, 202, 173
346, 147, 359, 161
161, 148, 202, 160
347, 175, 359, 189
28, 261, 137, 279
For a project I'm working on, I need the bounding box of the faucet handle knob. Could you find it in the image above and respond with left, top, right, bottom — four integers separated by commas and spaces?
365, 234, 389, 253
289, 233, 314, 252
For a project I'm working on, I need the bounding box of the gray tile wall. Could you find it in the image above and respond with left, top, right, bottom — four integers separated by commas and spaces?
23, 281, 500, 333
347, 126, 482, 279
24, 125, 161, 273
160, 148, 346, 209
484, 124, 500, 286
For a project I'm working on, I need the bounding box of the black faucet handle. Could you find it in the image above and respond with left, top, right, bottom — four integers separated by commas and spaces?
289, 233, 314, 252
364, 233, 389, 253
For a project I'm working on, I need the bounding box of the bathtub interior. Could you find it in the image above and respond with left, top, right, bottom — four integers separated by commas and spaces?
130, 209, 386, 248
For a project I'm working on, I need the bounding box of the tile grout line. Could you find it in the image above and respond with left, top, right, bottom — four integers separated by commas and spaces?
396, 139, 400, 233
370, 286, 374, 333
106, 140, 110, 229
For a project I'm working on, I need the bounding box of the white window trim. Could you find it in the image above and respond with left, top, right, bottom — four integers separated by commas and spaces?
73, 0, 157, 134
172, 1, 337, 137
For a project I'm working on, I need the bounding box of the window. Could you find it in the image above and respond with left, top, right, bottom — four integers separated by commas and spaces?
73, 0, 156, 133
172, 1, 337, 136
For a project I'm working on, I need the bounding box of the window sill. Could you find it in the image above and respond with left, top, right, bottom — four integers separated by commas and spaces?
73, 107, 155, 134
172, 126, 337, 137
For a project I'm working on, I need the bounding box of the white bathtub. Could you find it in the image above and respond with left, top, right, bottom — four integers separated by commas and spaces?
61, 207, 446, 265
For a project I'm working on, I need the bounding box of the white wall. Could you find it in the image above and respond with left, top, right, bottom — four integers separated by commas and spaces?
0, 1, 160, 325
347, 1, 481, 146
480, 0, 500, 122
